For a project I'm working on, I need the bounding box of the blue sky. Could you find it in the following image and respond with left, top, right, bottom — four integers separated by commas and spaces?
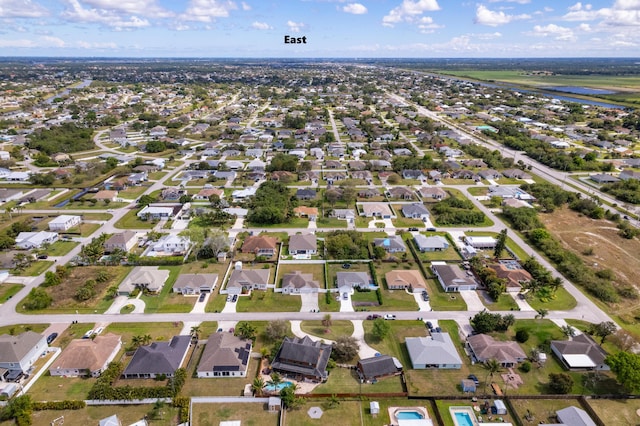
0, 0, 639, 57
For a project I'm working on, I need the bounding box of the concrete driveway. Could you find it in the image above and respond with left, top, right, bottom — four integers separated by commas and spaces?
300, 293, 319, 312
414, 293, 432, 311
105, 296, 146, 314
351, 320, 378, 359
339, 291, 354, 312
458, 291, 485, 311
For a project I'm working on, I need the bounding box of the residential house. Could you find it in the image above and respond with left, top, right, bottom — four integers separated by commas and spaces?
293, 206, 319, 220
118, 266, 170, 296
331, 209, 356, 222
620, 169, 640, 181
358, 188, 380, 198
194, 188, 224, 201
502, 198, 532, 209
477, 169, 501, 180
295, 189, 316, 200
196, 333, 252, 378
288, 234, 317, 257
271, 171, 296, 182
0, 189, 23, 203
373, 236, 407, 253
428, 170, 443, 182
502, 169, 532, 180
93, 190, 118, 202
172, 274, 219, 295
232, 187, 257, 200
348, 160, 367, 170
465, 236, 497, 249
488, 186, 534, 200
356, 355, 402, 383
48, 215, 81, 231
0, 331, 47, 382
15, 231, 58, 250
98, 415, 121, 426
137, 204, 182, 220
590, 174, 620, 184
387, 187, 415, 200
226, 267, 270, 295
466, 334, 526, 367
551, 334, 609, 371
360, 203, 394, 218
241, 235, 278, 256
161, 187, 186, 201
271, 336, 332, 382
147, 235, 191, 256
489, 260, 533, 292
325, 160, 342, 169
385, 270, 427, 293
49, 334, 122, 378
281, 271, 320, 294
103, 231, 138, 253
402, 170, 425, 180
351, 170, 373, 181
122, 335, 191, 379
406, 333, 463, 369
431, 262, 477, 292
555, 406, 597, 426
336, 272, 373, 290
402, 203, 430, 221
414, 235, 449, 252
419, 187, 447, 200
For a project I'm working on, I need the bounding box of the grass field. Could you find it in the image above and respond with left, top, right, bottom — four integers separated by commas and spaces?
286, 400, 362, 426
25, 405, 180, 426
192, 402, 279, 426
114, 208, 157, 229
236, 289, 302, 312
539, 207, 640, 333
140, 266, 195, 313
300, 320, 354, 341
44, 240, 79, 256
312, 367, 404, 394
12, 260, 53, 277
0, 323, 48, 335
277, 263, 325, 288
0, 283, 23, 303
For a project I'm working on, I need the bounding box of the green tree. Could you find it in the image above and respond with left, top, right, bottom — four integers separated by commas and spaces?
331, 335, 359, 362
590, 321, 617, 344
548, 372, 574, 394
371, 317, 391, 341
23, 288, 52, 310
493, 229, 508, 259
373, 245, 387, 260
605, 351, 640, 393
252, 376, 265, 396
236, 321, 257, 341
264, 320, 288, 342
482, 358, 502, 395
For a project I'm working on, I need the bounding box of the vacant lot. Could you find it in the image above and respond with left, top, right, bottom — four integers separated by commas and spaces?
19, 266, 131, 314
193, 402, 279, 426
540, 208, 640, 327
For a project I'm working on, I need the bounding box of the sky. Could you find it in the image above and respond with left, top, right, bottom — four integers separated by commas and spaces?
0, 0, 639, 57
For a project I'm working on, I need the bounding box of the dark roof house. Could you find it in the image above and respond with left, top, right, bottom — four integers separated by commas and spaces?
122, 335, 191, 379
271, 336, 332, 382
196, 333, 252, 378
356, 355, 402, 383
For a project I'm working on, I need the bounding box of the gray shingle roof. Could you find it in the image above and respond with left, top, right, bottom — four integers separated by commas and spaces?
406, 333, 463, 367
0, 331, 44, 363
271, 336, 332, 381
197, 333, 251, 374
357, 355, 402, 380
123, 335, 191, 376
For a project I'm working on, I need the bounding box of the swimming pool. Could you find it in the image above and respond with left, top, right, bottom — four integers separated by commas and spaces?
264, 381, 294, 392
396, 410, 425, 420
449, 406, 478, 426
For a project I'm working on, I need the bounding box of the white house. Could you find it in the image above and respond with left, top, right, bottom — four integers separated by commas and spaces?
0, 331, 48, 381
48, 215, 81, 231
146, 235, 191, 256
15, 231, 59, 249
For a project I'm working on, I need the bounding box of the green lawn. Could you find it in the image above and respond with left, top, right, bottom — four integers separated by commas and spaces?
236, 289, 302, 312
480, 293, 518, 311
140, 266, 194, 313
316, 217, 348, 228
114, 208, 157, 229
300, 320, 354, 341
0, 283, 24, 303
192, 402, 279, 426
105, 322, 185, 350
526, 287, 577, 311
27, 374, 95, 401
67, 222, 102, 237
286, 400, 362, 426
27, 405, 180, 426
44, 240, 79, 256
312, 367, 404, 394
12, 260, 53, 276
248, 217, 310, 229
0, 323, 48, 335
118, 186, 150, 199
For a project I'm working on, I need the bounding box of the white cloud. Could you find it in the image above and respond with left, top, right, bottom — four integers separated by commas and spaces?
42, 36, 65, 47
382, 0, 440, 26
80, 0, 172, 18
578, 23, 591, 31
0, 0, 48, 18
563, 1, 640, 25
0, 36, 66, 48
241, 1, 251, 10
530, 24, 575, 41
251, 21, 272, 30
417, 16, 443, 33
180, 0, 238, 22
287, 20, 305, 32
342, 3, 367, 14
474, 5, 530, 26
488, 0, 530, 3
614, 0, 640, 10
62, 0, 151, 29
77, 40, 118, 48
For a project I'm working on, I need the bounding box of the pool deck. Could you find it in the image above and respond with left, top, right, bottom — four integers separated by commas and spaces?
449, 406, 479, 426
388, 406, 432, 426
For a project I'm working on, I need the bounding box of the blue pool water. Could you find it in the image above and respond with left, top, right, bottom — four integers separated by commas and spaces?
396, 411, 424, 420
264, 381, 293, 392
454, 412, 474, 426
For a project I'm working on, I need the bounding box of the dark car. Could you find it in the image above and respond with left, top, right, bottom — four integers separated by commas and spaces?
367, 314, 381, 320
468, 374, 479, 385
342, 263, 351, 269
232, 294, 238, 302
408, 227, 419, 232
46, 333, 58, 344
426, 227, 437, 232
37, 255, 48, 260
426, 321, 433, 330
198, 293, 206, 302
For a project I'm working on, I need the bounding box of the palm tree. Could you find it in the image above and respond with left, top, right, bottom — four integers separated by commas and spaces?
252, 376, 265, 396
482, 358, 502, 396
322, 314, 332, 329
190, 325, 201, 342
267, 372, 283, 390
131, 335, 144, 349
561, 325, 576, 338
550, 277, 563, 294
535, 308, 548, 320
142, 334, 152, 346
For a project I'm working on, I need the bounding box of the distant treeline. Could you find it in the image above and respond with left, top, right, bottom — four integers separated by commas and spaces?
26, 123, 94, 154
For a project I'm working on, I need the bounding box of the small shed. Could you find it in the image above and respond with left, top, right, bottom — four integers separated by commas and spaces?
370, 401, 380, 417
493, 399, 507, 415
269, 396, 282, 412
461, 379, 477, 393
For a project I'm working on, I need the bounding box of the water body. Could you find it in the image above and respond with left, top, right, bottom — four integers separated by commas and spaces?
542, 86, 616, 95
54, 188, 90, 208
44, 79, 92, 104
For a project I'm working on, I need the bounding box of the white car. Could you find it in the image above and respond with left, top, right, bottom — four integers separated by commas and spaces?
383, 314, 396, 320
94, 327, 104, 335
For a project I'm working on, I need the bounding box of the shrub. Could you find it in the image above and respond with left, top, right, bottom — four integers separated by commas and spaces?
519, 361, 532, 373
515, 329, 530, 343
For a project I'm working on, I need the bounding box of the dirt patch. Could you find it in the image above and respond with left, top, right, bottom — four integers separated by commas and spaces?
46, 266, 130, 309
540, 207, 640, 314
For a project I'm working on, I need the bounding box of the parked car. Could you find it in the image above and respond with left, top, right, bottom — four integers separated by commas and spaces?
232, 294, 238, 302
199, 293, 206, 302
408, 227, 419, 232
383, 314, 396, 320
94, 327, 104, 335
46, 333, 58, 344
426, 227, 437, 232
342, 263, 351, 269
342, 292, 348, 300
82, 329, 94, 339
366, 314, 381, 320
468, 374, 479, 385
37, 255, 48, 260
426, 321, 433, 330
